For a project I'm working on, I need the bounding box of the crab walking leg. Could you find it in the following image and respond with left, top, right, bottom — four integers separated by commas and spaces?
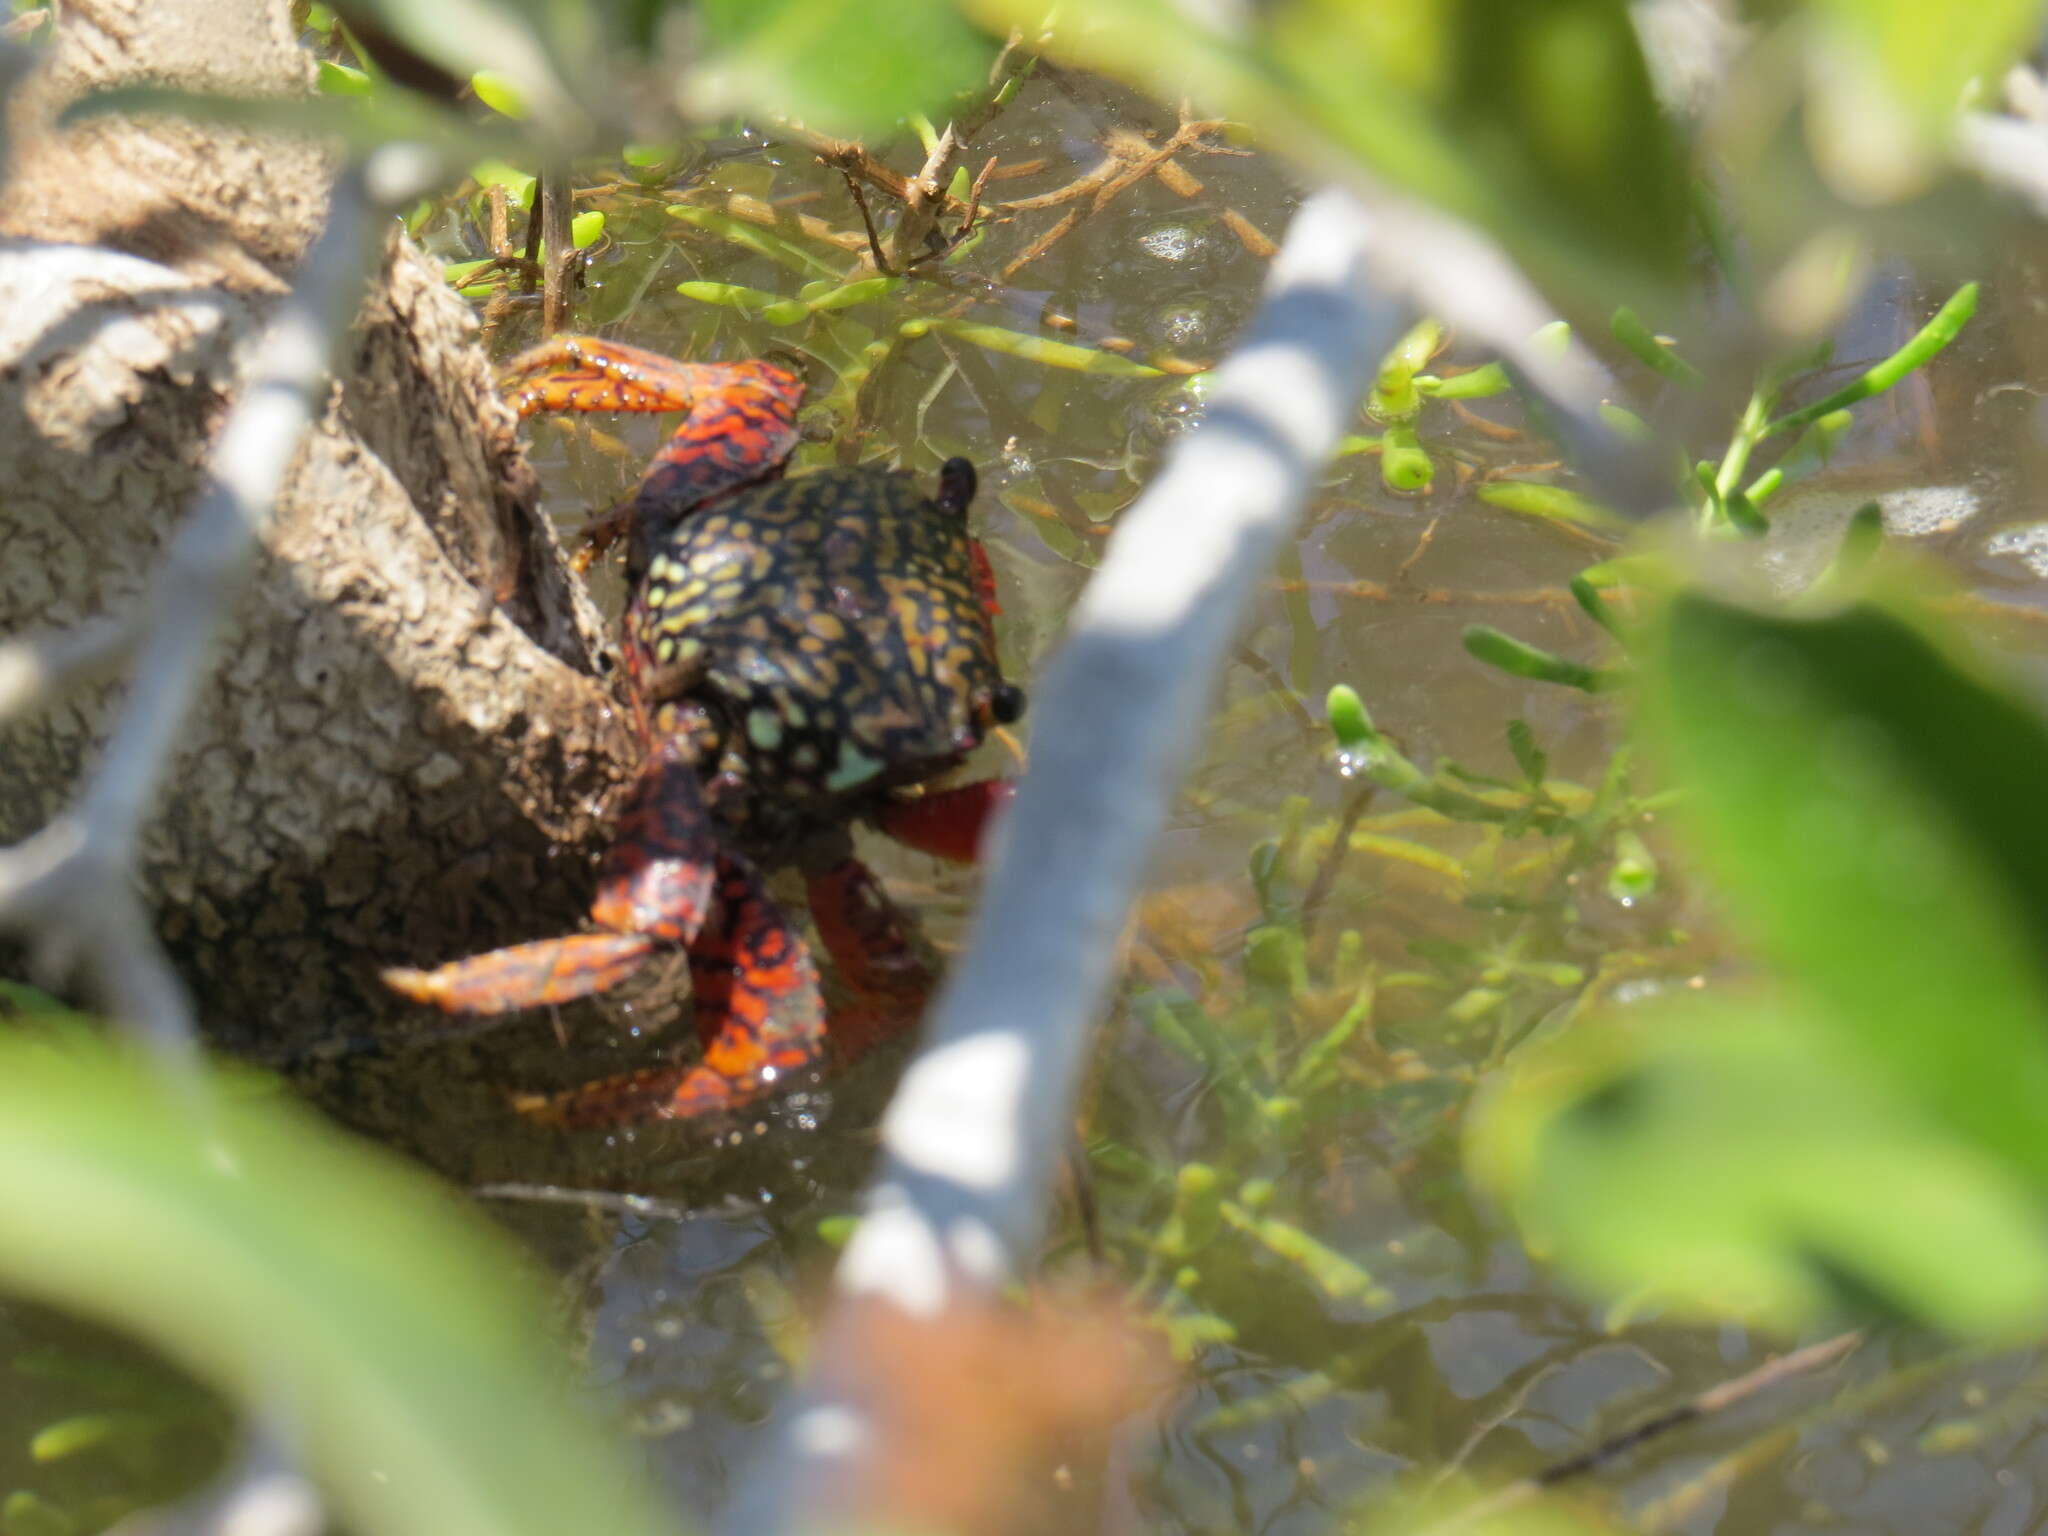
806, 859, 931, 995
589, 741, 719, 941
874, 779, 1016, 865
383, 742, 718, 1014
804, 858, 940, 1066
500, 334, 805, 519
520, 854, 826, 1126
382, 931, 659, 1013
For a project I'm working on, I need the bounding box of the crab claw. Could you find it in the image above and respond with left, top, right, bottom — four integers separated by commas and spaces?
876, 779, 1016, 864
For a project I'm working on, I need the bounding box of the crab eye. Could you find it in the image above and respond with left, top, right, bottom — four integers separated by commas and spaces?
989, 682, 1026, 724
937, 457, 977, 516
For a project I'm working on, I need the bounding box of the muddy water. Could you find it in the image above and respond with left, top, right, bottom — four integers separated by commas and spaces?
13, 65, 2048, 1536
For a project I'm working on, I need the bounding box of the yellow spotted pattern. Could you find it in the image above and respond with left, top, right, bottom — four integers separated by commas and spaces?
625, 467, 1004, 834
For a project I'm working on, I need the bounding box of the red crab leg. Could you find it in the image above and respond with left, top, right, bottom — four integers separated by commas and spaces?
517, 853, 825, 1126
802, 858, 943, 1065
875, 779, 1016, 865
383, 743, 717, 1014
807, 858, 931, 996
500, 335, 805, 518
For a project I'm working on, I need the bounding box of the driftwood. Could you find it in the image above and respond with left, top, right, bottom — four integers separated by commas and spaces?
0, 0, 639, 1161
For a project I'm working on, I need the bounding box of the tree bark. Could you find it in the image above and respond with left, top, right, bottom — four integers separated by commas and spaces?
0, 0, 641, 1164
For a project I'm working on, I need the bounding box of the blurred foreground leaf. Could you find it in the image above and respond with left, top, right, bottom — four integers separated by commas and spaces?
1646, 591, 2048, 1188
1468, 995, 2048, 1335
692, 0, 996, 136
968, 0, 1689, 307
0, 1033, 673, 1536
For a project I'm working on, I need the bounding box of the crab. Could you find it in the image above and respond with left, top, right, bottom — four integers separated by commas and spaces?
383, 335, 1023, 1126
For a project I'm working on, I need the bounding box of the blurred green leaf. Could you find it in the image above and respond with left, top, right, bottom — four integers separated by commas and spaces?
1647, 591, 2048, 1188
1606, 827, 1657, 904
64, 85, 499, 161
471, 157, 536, 208
1610, 305, 1702, 385
316, 60, 374, 97
1477, 479, 1626, 530
692, 0, 996, 137
966, 0, 1687, 307
569, 210, 605, 248
1813, 0, 2039, 128
0, 1034, 672, 1536
0, 1491, 73, 1536
319, 0, 577, 130
1468, 995, 2048, 1336
1506, 718, 1547, 786
469, 69, 526, 118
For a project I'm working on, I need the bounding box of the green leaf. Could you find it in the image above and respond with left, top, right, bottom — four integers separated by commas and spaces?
1812, 0, 2040, 129
965, 0, 1687, 306
1609, 306, 1702, 385
316, 60, 374, 97
1325, 683, 1374, 755
470, 157, 536, 209
692, 0, 997, 137
0, 1034, 672, 1536
1379, 423, 1433, 491
469, 69, 526, 118
916, 319, 1165, 378
317, 0, 577, 130
569, 210, 605, 248
1476, 479, 1626, 531
1647, 591, 2048, 1188
1469, 994, 2048, 1337
1463, 625, 1615, 691
1505, 718, 1546, 786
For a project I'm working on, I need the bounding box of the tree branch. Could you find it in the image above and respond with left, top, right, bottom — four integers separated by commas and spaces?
718, 185, 1405, 1536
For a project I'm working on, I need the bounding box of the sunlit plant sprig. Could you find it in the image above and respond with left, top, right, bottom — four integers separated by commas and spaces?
1454, 282, 1978, 691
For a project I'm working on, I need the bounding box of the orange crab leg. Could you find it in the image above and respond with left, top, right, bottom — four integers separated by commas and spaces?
383, 743, 719, 1016
517, 854, 825, 1126
500, 334, 805, 529
876, 779, 1016, 865
383, 931, 659, 1013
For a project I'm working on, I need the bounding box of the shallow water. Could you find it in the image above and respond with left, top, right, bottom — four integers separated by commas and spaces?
429, 72, 2048, 1536
12, 62, 2048, 1536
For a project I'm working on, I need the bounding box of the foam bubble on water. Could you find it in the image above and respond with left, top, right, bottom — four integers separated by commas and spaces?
1758, 481, 1983, 592
1984, 521, 2048, 579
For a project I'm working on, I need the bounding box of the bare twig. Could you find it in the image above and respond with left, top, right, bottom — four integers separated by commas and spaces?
1413, 1331, 1864, 1536
0, 147, 430, 1067
718, 187, 1402, 1536
539, 159, 575, 334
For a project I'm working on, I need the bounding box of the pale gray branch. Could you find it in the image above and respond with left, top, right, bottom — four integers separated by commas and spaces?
719, 186, 1404, 1536
115, 1418, 322, 1536
0, 614, 139, 725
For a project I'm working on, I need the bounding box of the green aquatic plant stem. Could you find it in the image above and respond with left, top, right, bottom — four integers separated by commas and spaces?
1764, 282, 1979, 437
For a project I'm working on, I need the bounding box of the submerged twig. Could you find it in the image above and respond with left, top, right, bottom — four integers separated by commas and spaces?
718, 186, 1401, 1536
1415, 1330, 1864, 1536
